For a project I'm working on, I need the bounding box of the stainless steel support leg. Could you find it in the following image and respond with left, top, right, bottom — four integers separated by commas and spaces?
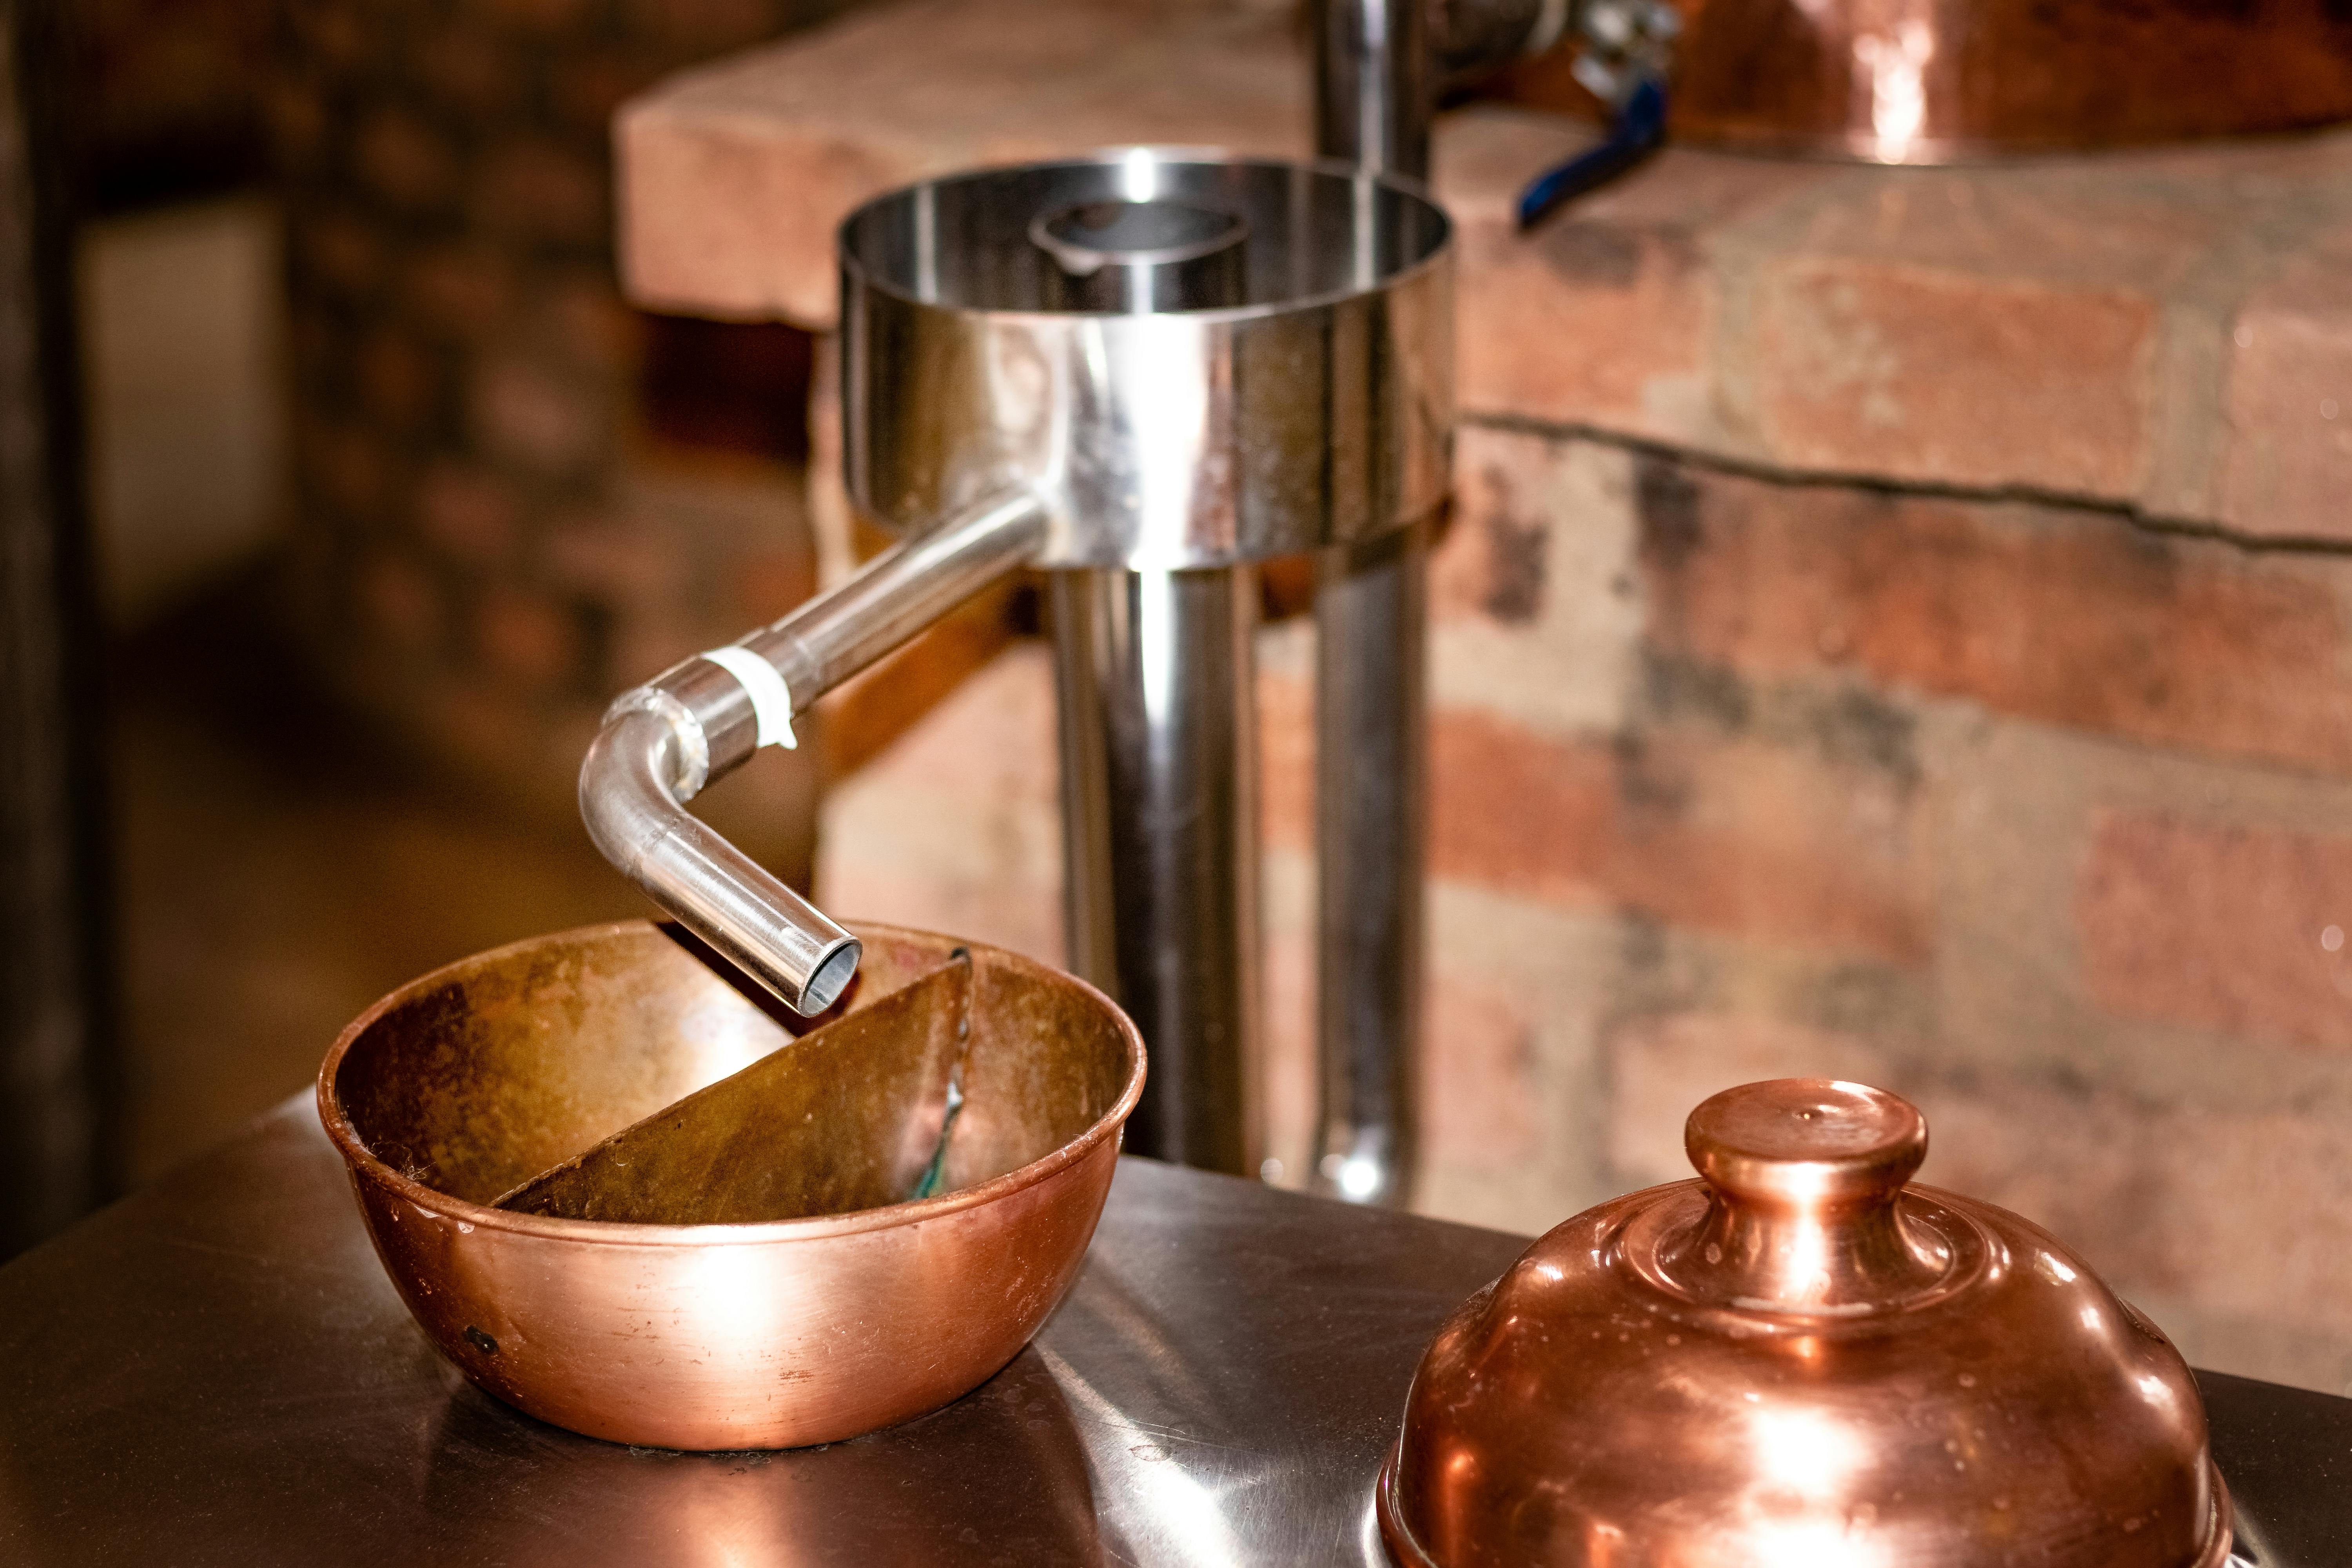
1310, 0, 1432, 1209
1310, 521, 1428, 1208
1051, 567, 1261, 1177
1314, 0, 1431, 180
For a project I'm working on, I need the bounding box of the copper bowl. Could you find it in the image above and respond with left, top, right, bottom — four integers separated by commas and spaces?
316, 919, 1144, 1451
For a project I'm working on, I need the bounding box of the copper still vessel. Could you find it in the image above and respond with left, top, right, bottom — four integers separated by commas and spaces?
316, 920, 1144, 1451
1475, 0, 2352, 161
1381, 1078, 2230, 1566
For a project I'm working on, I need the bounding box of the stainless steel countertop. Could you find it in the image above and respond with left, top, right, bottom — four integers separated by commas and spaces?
1, 1095, 2343, 1565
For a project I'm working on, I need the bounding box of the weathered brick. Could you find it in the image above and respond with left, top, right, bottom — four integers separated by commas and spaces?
614, 0, 1303, 322
618, 105, 911, 323
1924, 1082, 2352, 1342
822, 586, 1022, 779
295, 210, 383, 301
1286, 653, 1918, 958
1442, 120, 1828, 443
551, 51, 650, 137
410, 23, 519, 117
1427, 710, 1929, 963
358, 551, 443, 656
1421, 970, 1543, 1174
543, 508, 682, 602
1257, 853, 1316, 1187
537, 273, 643, 376
464, 0, 591, 33
1416, 881, 1620, 1232
265, 76, 329, 172
2078, 812, 2352, 1051
2219, 225, 2352, 544
1258, 667, 1313, 852
1639, 460, 2352, 775
286, 3, 370, 71
470, 356, 604, 475
1455, 213, 1710, 436
474, 588, 580, 689
402, 242, 516, 341
472, 137, 606, 248
815, 642, 1063, 962
620, 0, 780, 54
1606, 1011, 1894, 1186
353, 108, 463, 213
305, 419, 396, 523
417, 463, 522, 565
1432, 426, 1641, 739
1754, 258, 2157, 495
356, 330, 439, 430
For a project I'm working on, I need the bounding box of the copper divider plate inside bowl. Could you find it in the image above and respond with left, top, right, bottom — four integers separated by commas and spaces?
494, 952, 974, 1224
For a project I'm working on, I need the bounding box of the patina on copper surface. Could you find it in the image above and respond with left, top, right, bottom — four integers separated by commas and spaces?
1381, 1078, 2231, 1567
493, 952, 977, 1222
1494, 0, 2352, 160
316, 919, 1145, 1452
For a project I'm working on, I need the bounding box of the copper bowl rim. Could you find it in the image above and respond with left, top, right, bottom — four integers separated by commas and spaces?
315, 917, 1148, 1249
1371, 1442, 2239, 1568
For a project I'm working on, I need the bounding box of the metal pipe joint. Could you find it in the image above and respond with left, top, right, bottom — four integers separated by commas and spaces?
579, 488, 1047, 1016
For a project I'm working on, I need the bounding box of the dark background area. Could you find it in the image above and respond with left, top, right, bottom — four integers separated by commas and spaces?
4, 0, 857, 1253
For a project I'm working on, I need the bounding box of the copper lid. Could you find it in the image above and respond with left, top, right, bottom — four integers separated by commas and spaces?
1380, 1080, 2231, 1567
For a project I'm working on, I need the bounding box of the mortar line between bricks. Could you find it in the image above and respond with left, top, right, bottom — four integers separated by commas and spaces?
1461, 409, 2352, 561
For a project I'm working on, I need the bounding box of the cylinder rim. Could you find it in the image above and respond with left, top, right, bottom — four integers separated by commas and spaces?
837, 148, 1453, 324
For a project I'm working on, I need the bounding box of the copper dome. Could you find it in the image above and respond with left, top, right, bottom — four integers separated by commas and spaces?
1380, 1079, 2230, 1567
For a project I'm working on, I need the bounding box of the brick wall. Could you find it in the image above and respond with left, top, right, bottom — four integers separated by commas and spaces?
603, 0, 2352, 1398
818, 417, 2352, 1395
270, 0, 854, 859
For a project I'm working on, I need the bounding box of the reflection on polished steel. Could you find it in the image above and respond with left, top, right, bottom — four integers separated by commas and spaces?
1310, 0, 1435, 1209
1317, 0, 1431, 181
1382, 1079, 2232, 1566
840, 152, 1453, 570
1310, 520, 1427, 1206
1031, 198, 1249, 314
1052, 568, 1259, 1174
580, 488, 1044, 1014
1493, 0, 2352, 160
314, 920, 1144, 1450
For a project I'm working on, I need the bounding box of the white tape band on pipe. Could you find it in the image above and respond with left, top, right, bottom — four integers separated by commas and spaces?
697, 645, 798, 750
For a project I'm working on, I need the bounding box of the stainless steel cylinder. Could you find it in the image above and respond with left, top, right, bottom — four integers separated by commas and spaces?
838, 152, 1452, 1185
838, 152, 1453, 571
1051, 569, 1261, 1175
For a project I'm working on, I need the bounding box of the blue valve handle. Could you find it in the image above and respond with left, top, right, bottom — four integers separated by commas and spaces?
1515, 75, 1670, 230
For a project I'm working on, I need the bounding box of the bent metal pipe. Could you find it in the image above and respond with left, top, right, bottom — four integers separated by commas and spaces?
583, 153, 1452, 1196
580, 488, 1047, 1015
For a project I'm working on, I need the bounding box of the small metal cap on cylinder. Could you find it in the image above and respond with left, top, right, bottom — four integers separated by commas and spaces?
1030, 198, 1248, 312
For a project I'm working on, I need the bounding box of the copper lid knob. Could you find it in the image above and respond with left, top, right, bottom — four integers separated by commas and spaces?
1379, 1079, 2232, 1568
